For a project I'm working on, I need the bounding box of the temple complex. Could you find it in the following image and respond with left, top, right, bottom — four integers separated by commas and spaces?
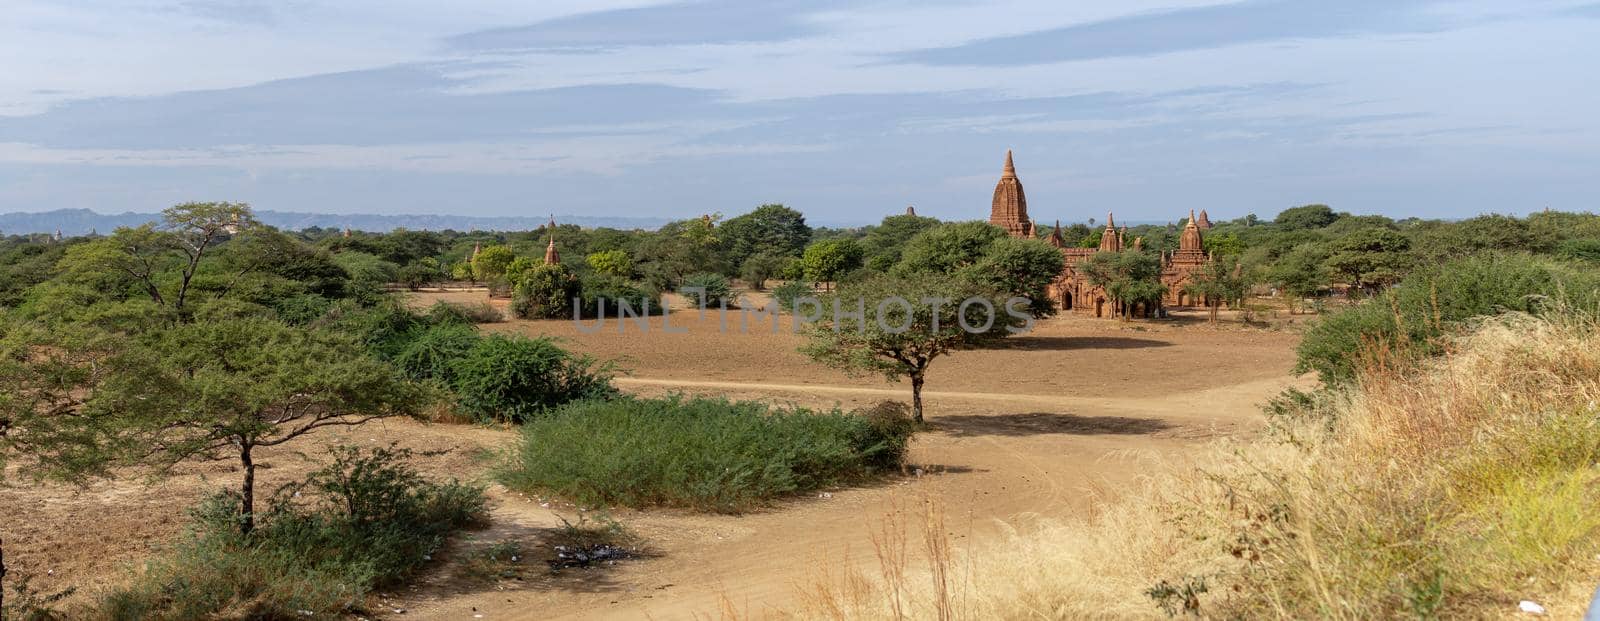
987, 151, 1214, 318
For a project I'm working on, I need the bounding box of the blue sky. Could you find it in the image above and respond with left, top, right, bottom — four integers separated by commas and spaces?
1, 0, 1596, 225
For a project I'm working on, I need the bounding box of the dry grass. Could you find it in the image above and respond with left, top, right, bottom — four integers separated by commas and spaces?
796, 309, 1600, 619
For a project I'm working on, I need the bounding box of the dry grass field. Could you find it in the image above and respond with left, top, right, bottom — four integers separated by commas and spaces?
1, 289, 1308, 620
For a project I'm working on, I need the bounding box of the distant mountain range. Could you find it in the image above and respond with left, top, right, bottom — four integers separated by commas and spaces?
0, 209, 672, 235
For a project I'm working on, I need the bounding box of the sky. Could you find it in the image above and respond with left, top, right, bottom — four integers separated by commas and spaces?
1, 0, 1597, 225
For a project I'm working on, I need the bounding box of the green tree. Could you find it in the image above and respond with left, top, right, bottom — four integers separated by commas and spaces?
739, 252, 789, 290
333, 251, 401, 299
681, 272, 735, 307
511, 263, 581, 319
1414, 214, 1544, 261
959, 237, 1065, 317
800, 273, 1027, 423
1183, 259, 1251, 323
0, 317, 423, 535
1274, 204, 1340, 230
586, 249, 634, 278
1082, 251, 1166, 321
1202, 231, 1245, 258
1325, 227, 1413, 293
1266, 243, 1331, 313
893, 221, 1008, 276
56, 202, 261, 317
719, 204, 812, 268
471, 245, 516, 282
800, 239, 865, 290
397, 259, 442, 291
860, 213, 941, 271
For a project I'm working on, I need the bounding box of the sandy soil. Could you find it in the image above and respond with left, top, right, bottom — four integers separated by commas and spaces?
1, 290, 1308, 620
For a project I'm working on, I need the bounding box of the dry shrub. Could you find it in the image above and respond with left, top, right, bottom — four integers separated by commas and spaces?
799, 308, 1600, 619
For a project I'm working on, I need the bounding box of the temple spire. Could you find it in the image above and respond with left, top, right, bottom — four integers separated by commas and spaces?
988, 150, 1030, 237
544, 215, 560, 265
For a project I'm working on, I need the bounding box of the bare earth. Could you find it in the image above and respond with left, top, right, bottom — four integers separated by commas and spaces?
1, 290, 1308, 620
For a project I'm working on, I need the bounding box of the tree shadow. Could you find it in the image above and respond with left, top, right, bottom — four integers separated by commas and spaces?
932, 412, 1172, 437
996, 335, 1173, 351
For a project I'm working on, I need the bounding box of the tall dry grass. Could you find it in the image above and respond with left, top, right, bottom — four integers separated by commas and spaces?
797, 309, 1600, 619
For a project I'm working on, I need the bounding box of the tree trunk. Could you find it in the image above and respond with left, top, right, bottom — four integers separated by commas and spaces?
1209, 303, 1220, 323
910, 372, 926, 424
239, 444, 257, 535
1, 535, 8, 614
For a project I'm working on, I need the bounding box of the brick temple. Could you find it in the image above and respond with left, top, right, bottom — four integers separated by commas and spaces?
986, 150, 1214, 318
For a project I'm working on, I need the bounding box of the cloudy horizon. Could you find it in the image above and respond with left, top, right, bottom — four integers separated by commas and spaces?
3, 1, 1597, 225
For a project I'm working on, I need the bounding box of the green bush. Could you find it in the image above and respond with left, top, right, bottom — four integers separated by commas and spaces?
425, 300, 502, 324
314, 298, 425, 359
271, 293, 334, 326
769, 280, 813, 312
679, 272, 734, 307
1555, 238, 1600, 263
450, 334, 616, 422
99, 445, 485, 620
392, 322, 480, 384
511, 263, 581, 320
500, 396, 915, 513
1296, 253, 1600, 384
579, 274, 658, 318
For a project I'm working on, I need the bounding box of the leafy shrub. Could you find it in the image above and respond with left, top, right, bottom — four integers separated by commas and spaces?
99, 445, 485, 620
332, 251, 401, 301
585, 249, 634, 278
271, 293, 334, 326
1296, 253, 1600, 384
769, 280, 813, 312
392, 322, 480, 384
450, 334, 616, 422
314, 298, 425, 359
500, 395, 914, 513
426, 300, 502, 324
396, 261, 441, 291
679, 272, 734, 307
579, 275, 658, 318
1555, 238, 1600, 263
511, 263, 580, 320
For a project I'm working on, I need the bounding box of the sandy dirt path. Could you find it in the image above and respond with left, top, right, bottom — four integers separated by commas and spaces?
396, 372, 1303, 620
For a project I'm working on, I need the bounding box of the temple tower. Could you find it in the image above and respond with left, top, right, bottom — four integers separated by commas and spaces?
543, 216, 560, 265
1098, 213, 1122, 252
1196, 209, 1213, 230
1179, 209, 1204, 252
989, 150, 1032, 238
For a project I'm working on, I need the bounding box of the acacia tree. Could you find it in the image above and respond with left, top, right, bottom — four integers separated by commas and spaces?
56, 202, 260, 317
801, 273, 1027, 423
1325, 227, 1413, 295
0, 316, 422, 535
